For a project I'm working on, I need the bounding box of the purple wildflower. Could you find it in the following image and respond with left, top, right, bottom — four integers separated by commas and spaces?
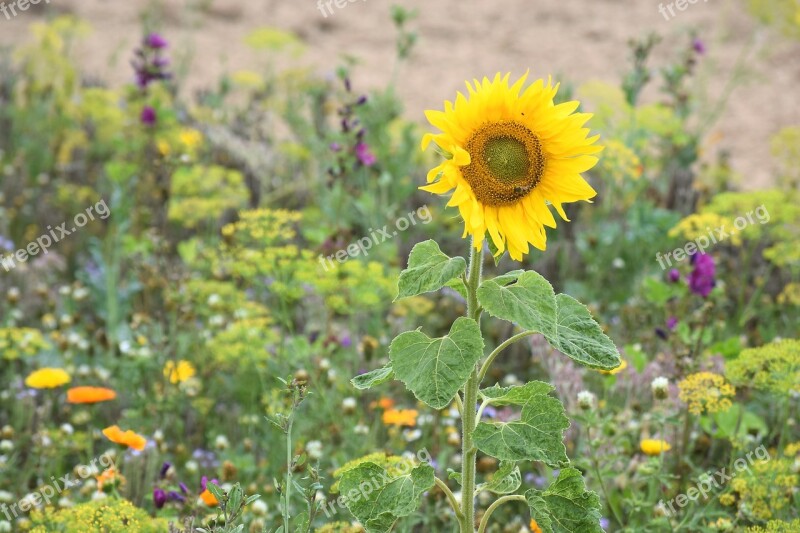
355, 142, 377, 166
668, 268, 680, 283
153, 487, 167, 509
159, 461, 171, 479
667, 316, 678, 330
145, 33, 168, 49
692, 38, 706, 55
688, 253, 716, 297
141, 106, 157, 126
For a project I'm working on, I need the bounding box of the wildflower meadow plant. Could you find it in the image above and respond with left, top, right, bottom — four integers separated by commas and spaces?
350, 73, 621, 532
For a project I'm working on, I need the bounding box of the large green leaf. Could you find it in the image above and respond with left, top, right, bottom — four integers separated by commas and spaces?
480, 381, 554, 406
390, 317, 483, 409
477, 271, 620, 370
396, 240, 466, 300
338, 462, 435, 533
351, 365, 394, 390
476, 461, 521, 495
525, 468, 603, 533
473, 388, 569, 467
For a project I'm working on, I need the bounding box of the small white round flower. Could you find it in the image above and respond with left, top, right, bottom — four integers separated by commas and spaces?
577, 390, 596, 411
73, 287, 89, 301
502, 374, 520, 386
354, 424, 369, 435
0, 520, 11, 533
403, 429, 423, 442
306, 440, 323, 460
612, 257, 625, 269
58, 286, 71, 296
251, 499, 268, 516
214, 435, 230, 451
327, 369, 337, 381
207, 294, 222, 307
319, 358, 331, 371
60, 424, 74, 435
0, 440, 13, 452
58, 497, 74, 508
91, 491, 108, 501
0, 491, 13, 504
185, 460, 199, 474
209, 315, 225, 327
342, 397, 357, 414
651, 377, 669, 399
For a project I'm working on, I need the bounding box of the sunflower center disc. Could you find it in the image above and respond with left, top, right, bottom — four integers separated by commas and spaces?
484, 137, 529, 183
462, 121, 545, 206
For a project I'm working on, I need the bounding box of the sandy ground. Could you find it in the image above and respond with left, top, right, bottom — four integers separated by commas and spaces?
1, 0, 798, 189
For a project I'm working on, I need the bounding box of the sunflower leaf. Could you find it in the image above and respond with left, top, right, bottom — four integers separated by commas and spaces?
525, 467, 603, 533
351, 365, 394, 390
476, 461, 521, 495
480, 381, 554, 406
338, 462, 435, 533
473, 387, 569, 467
390, 317, 483, 409
396, 240, 467, 300
477, 271, 620, 370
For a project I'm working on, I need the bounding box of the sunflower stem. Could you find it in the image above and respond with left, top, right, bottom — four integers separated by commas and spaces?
461, 240, 483, 532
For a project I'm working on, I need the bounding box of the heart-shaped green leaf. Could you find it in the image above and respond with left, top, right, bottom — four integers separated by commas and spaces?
338, 462, 435, 533
477, 461, 521, 495
396, 240, 466, 300
474, 389, 569, 467
526, 467, 603, 533
480, 381, 554, 406
390, 317, 483, 409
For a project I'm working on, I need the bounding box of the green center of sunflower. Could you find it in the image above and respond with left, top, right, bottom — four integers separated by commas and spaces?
462, 121, 545, 206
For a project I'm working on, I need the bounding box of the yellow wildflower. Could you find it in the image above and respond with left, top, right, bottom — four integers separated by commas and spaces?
640, 439, 671, 456
678, 372, 735, 415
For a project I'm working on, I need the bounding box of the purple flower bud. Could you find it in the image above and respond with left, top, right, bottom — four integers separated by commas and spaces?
329, 142, 342, 152
344, 77, 351, 92
668, 269, 680, 283
356, 95, 367, 105
141, 106, 157, 126
159, 461, 171, 479
667, 316, 678, 330
692, 38, 706, 55
145, 33, 169, 49
153, 487, 167, 509
167, 491, 186, 503
688, 253, 716, 297
655, 327, 668, 340
179, 482, 189, 495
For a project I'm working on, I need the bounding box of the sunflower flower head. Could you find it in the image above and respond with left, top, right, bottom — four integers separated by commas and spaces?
25, 368, 71, 389
422, 72, 602, 260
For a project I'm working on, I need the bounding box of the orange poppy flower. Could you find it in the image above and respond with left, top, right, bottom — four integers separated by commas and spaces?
67, 386, 117, 404
102, 425, 147, 451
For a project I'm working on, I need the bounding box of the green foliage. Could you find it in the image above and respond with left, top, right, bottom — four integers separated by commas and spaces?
396, 240, 466, 300
525, 468, 603, 533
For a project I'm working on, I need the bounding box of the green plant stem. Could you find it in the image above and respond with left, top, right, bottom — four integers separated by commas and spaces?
476, 494, 526, 533
461, 241, 483, 533
284, 413, 294, 529
435, 477, 465, 523
478, 330, 536, 383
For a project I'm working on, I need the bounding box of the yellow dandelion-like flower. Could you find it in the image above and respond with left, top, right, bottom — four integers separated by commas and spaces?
640, 439, 671, 456
597, 358, 627, 375
421, 72, 602, 261
163, 360, 196, 384
678, 372, 735, 415
25, 368, 71, 389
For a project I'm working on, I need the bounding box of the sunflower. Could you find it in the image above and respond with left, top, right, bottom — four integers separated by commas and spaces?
422, 72, 602, 260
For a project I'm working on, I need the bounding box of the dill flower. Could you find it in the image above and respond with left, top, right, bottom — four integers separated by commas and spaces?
678, 372, 735, 415
640, 439, 672, 456
25, 368, 71, 389
726, 339, 799, 396
66, 386, 117, 404
421, 72, 602, 260
102, 425, 147, 451
163, 360, 196, 384
382, 408, 418, 427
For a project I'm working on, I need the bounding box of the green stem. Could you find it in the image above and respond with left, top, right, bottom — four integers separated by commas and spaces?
284, 414, 294, 528
435, 477, 465, 523
461, 241, 483, 533
478, 331, 536, 383
476, 494, 526, 533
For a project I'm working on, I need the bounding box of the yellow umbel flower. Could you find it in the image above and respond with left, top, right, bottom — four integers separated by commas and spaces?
678, 372, 735, 415
422, 73, 602, 260
25, 368, 71, 389
726, 339, 799, 396
163, 360, 196, 384
640, 439, 671, 456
